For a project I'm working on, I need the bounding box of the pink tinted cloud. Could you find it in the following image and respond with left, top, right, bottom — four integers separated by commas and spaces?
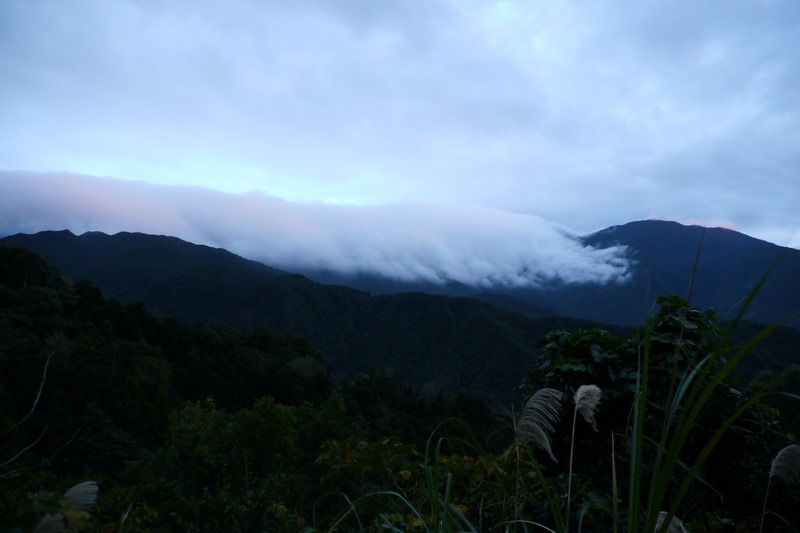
1, 171, 632, 287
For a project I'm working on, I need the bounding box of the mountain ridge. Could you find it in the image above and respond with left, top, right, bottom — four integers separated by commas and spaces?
4, 219, 799, 401
575, 220, 799, 326
3, 229, 615, 402
5, 220, 798, 329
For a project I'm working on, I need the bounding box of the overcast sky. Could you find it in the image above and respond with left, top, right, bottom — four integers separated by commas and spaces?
1, 0, 799, 285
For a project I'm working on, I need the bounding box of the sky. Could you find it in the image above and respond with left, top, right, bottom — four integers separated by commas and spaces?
1, 0, 799, 286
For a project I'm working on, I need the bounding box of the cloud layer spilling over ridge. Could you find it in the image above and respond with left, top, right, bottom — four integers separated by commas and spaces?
0, 172, 630, 287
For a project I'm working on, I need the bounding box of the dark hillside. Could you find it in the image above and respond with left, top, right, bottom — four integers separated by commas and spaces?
3, 237, 798, 531
3, 231, 610, 402
5, 227, 797, 400
4, 230, 288, 302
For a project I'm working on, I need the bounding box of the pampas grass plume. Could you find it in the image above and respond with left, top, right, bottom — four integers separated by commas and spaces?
34, 481, 99, 533
770, 444, 800, 486
654, 511, 687, 532
516, 387, 563, 462
760, 444, 800, 532
574, 384, 602, 432
566, 384, 602, 531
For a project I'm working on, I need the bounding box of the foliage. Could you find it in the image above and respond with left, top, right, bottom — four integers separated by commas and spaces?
524, 294, 796, 530
3, 242, 800, 531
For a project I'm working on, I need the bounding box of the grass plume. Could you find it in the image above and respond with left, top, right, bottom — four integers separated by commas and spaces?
654, 511, 686, 532
760, 444, 800, 532
516, 388, 563, 462
574, 384, 601, 432
770, 444, 800, 486
567, 385, 602, 531
34, 481, 98, 533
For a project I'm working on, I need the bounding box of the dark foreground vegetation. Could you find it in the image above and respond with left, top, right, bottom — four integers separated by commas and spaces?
2, 242, 799, 531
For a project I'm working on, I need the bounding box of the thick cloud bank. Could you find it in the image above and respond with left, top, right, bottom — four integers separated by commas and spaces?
0, 172, 630, 287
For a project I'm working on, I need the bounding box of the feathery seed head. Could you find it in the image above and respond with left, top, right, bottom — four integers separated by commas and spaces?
35, 481, 98, 533
62, 481, 99, 512
654, 511, 687, 532
574, 384, 602, 432
770, 444, 800, 486
516, 387, 563, 462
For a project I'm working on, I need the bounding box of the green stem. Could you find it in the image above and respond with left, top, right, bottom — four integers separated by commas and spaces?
567, 406, 578, 533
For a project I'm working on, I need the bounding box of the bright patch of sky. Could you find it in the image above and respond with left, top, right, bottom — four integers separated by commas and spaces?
1, 0, 799, 259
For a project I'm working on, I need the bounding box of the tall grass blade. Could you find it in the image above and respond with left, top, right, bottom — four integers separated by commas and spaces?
611, 431, 619, 533
328, 492, 365, 531
502, 519, 557, 532
627, 320, 653, 530
645, 267, 777, 531
567, 385, 601, 532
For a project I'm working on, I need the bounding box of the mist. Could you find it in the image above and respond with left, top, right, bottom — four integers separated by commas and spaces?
1, 172, 630, 287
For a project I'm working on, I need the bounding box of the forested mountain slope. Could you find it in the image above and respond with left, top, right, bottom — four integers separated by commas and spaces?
3, 240, 799, 530
0, 242, 509, 530
2, 231, 611, 401
5, 226, 799, 399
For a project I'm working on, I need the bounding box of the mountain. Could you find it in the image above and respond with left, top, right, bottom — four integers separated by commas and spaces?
1, 229, 289, 300
4, 220, 798, 401
2, 230, 611, 402
295, 220, 800, 329
573, 220, 800, 327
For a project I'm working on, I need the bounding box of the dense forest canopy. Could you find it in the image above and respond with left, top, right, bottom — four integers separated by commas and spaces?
2, 242, 799, 531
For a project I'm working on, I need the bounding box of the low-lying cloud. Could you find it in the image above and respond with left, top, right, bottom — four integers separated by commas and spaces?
0, 172, 630, 287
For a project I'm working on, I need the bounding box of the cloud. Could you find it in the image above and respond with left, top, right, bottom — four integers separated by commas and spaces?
1, 0, 798, 248
0, 172, 630, 287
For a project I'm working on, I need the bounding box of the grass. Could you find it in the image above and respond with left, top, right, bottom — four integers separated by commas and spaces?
324, 257, 795, 531
635, 271, 779, 532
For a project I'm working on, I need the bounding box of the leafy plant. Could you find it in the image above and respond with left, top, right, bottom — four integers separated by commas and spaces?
632, 285, 779, 532
525, 286, 788, 530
